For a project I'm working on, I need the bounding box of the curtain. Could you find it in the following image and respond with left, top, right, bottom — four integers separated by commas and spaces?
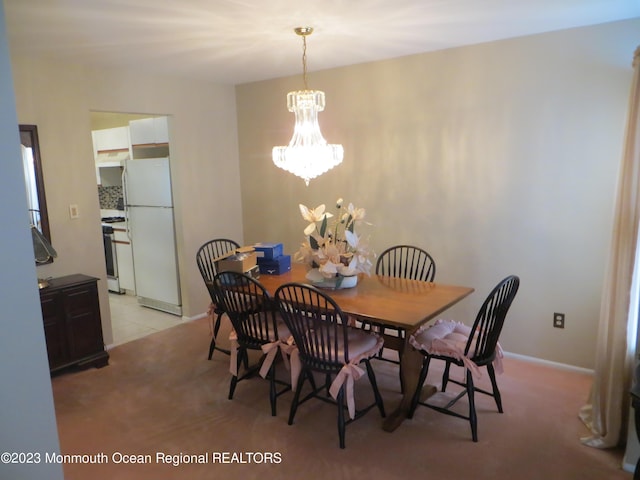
579, 46, 640, 448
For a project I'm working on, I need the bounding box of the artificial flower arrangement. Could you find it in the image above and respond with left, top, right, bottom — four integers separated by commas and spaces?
295, 198, 374, 287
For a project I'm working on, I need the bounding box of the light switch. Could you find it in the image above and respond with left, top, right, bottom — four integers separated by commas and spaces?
69, 204, 79, 219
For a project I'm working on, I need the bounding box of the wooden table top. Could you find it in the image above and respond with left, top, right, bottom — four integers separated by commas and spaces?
259, 263, 474, 330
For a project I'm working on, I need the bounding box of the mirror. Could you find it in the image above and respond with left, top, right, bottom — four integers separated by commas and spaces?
19, 124, 53, 264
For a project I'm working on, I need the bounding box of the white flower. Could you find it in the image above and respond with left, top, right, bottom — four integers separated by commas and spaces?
344, 230, 359, 249
299, 204, 333, 236
345, 231, 373, 275
296, 198, 375, 278
346, 203, 365, 222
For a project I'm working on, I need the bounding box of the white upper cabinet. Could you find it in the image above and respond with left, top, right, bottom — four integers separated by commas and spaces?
92, 126, 131, 183
129, 117, 169, 145
92, 126, 130, 153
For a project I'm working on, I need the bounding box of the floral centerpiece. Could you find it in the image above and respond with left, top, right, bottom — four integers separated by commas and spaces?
294, 198, 374, 288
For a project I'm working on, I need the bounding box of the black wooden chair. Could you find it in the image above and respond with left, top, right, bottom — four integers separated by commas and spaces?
408, 275, 520, 442
196, 238, 240, 359
213, 271, 292, 416
361, 245, 436, 391
275, 282, 386, 449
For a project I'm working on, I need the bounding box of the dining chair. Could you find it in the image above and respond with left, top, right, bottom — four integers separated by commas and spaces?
407, 275, 520, 442
275, 282, 386, 449
213, 271, 292, 416
196, 238, 240, 359
362, 244, 436, 391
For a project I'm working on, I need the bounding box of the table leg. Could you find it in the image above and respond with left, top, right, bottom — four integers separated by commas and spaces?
383, 337, 435, 432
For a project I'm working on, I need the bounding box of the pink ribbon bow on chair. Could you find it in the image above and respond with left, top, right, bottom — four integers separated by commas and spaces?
329, 363, 366, 420
259, 336, 296, 378
289, 348, 302, 392
259, 340, 282, 378
228, 330, 239, 376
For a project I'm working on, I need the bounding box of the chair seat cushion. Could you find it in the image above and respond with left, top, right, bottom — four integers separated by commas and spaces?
409, 319, 480, 374
409, 319, 504, 376
231, 312, 291, 343
303, 326, 383, 365
410, 319, 470, 353
344, 328, 383, 363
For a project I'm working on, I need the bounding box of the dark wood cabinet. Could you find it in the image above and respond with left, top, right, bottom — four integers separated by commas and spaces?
39, 274, 109, 373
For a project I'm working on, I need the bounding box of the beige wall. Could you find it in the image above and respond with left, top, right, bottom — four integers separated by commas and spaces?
10, 18, 639, 368
11, 56, 244, 344
236, 18, 640, 369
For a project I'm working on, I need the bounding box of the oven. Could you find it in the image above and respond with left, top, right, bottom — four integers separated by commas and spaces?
102, 218, 125, 293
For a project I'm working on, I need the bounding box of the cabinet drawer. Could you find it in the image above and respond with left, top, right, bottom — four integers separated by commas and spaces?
63, 284, 98, 315
113, 226, 129, 243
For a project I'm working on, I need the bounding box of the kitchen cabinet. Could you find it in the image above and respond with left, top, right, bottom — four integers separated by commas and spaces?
93, 126, 130, 184
129, 116, 169, 145
92, 126, 130, 156
39, 274, 109, 373
113, 225, 135, 292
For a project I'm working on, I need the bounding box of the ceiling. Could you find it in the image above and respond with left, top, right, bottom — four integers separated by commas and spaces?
4, 0, 640, 85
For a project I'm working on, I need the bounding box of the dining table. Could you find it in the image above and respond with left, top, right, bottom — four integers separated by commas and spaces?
258, 262, 475, 432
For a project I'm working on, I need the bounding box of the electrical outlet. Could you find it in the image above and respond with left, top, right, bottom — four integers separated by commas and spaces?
553, 312, 565, 329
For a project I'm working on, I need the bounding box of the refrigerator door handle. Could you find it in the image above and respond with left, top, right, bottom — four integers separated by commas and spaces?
122, 163, 132, 241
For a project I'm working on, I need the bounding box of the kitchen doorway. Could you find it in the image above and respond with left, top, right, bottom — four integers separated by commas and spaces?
91, 111, 183, 346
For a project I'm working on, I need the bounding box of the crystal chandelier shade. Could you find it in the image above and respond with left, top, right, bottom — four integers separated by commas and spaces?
272, 28, 343, 186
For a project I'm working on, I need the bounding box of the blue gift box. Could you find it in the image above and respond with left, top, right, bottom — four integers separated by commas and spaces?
253, 242, 284, 260
257, 255, 291, 275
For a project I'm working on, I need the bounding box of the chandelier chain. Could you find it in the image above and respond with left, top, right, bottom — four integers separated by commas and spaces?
301, 34, 308, 90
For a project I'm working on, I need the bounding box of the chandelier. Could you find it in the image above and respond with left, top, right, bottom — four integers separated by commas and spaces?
272, 27, 344, 186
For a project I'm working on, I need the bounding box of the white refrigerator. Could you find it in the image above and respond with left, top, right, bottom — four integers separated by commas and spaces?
123, 157, 182, 315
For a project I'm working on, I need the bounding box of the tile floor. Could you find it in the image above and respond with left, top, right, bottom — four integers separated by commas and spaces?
108, 292, 183, 346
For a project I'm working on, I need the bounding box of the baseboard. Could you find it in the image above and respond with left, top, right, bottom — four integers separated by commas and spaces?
503, 351, 594, 375
183, 311, 209, 322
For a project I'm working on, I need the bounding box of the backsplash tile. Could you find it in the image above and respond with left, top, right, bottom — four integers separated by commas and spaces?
98, 186, 124, 210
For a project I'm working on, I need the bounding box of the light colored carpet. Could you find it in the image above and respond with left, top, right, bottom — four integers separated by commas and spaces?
51, 316, 628, 480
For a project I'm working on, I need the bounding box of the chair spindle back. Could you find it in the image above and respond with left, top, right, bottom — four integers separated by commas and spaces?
214, 271, 279, 350
465, 275, 520, 363
275, 283, 350, 373
376, 245, 436, 282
